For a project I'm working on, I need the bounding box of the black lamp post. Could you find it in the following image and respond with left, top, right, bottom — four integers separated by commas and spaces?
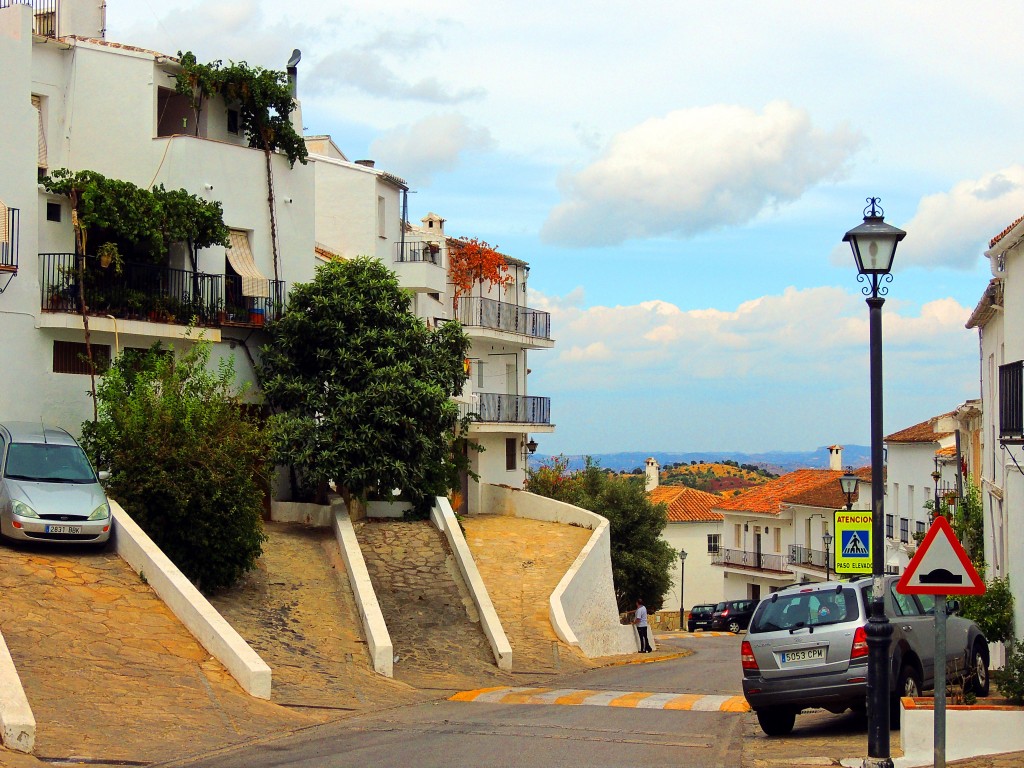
839, 467, 860, 511
844, 197, 906, 768
679, 549, 687, 631
822, 531, 833, 581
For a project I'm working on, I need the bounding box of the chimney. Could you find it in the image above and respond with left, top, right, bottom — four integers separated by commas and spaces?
286, 49, 301, 98
645, 457, 660, 492
828, 445, 843, 471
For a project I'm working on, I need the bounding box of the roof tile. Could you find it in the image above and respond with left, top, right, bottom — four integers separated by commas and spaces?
649, 486, 723, 522
713, 468, 871, 516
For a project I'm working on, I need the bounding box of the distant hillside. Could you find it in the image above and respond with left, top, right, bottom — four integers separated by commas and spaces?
660, 460, 777, 498
533, 446, 870, 475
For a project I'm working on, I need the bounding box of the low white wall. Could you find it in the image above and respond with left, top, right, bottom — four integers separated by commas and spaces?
366, 500, 412, 519
481, 485, 639, 657
331, 499, 394, 677
270, 500, 332, 527
430, 497, 512, 670
0, 628, 34, 753
110, 501, 272, 699
899, 698, 1024, 766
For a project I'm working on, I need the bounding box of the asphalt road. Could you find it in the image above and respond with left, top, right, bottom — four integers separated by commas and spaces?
166, 633, 748, 768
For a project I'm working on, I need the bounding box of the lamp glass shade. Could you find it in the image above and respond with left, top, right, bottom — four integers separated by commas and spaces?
823, 532, 834, 547
843, 217, 906, 275
679, 549, 688, 562
838, 471, 860, 496
526, 438, 538, 454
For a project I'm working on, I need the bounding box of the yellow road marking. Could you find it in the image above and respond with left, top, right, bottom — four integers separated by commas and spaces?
501, 687, 552, 704
720, 695, 751, 712
554, 689, 601, 705
449, 686, 506, 702
608, 691, 656, 707
663, 694, 702, 710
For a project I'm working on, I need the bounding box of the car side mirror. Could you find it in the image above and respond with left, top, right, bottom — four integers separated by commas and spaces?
946, 598, 961, 615
98, 470, 111, 481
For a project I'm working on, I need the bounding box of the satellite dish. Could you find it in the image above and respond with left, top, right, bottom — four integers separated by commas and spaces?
287, 49, 301, 67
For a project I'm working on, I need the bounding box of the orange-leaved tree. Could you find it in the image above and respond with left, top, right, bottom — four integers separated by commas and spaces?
448, 237, 513, 302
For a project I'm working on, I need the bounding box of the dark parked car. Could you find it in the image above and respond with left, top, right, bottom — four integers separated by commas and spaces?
687, 603, 717, 632
741, 576, 989, 736
710, 599, 756, 633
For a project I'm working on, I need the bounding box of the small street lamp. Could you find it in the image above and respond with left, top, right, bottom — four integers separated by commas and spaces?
839, 467, 860, 511
679, 549, 688, 631
844, 197, 906, 768
823, 531, 833, 581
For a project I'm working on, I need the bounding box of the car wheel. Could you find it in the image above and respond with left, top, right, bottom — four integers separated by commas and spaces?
967, 640, 990, 698
891, 664, 921, 729
756, 708, 796, 737
728, 619, 742, 634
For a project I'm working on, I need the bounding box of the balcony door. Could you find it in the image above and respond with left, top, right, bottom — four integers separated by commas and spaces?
754, 533, 763, 568
506, 363, 517, 396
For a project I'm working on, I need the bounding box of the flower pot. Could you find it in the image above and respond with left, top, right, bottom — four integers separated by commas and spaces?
249, 308, 265, 327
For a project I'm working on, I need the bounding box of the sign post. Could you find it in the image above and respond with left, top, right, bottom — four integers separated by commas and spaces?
896, 516, 985, 768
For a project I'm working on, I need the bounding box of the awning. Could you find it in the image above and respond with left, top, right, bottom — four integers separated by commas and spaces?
32, 95, 47, 169
0, 200, 8, 244
227, 230, 270, 297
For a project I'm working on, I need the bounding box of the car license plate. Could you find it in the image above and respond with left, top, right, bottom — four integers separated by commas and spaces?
780, 647, 826, 665
45, 525, 82, 534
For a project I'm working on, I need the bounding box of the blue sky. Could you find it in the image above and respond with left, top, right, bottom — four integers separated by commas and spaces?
113, 1, 1023, 454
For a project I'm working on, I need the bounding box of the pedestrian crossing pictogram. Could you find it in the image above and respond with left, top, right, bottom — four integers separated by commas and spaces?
842, 530, 869, 557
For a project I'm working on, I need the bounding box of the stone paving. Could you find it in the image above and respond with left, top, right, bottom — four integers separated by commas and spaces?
0, 541, 314, 765
462, 514, 594, 675
355, 518, 511, 691
209, 521, 426, 712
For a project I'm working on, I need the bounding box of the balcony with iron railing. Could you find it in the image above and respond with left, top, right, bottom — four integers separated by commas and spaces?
788, 545, 828, 571
453, 296, 552, 342
392, 241, 446, 293
0, 206, 19, 293
712, 547, 789, 574
458, 393, 551, 425
0, 1, 57, 37
395, 241, 441, 265
39, 252, 285, 329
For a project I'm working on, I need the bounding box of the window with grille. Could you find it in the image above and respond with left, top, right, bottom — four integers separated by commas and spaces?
707, 533, 720, 554
999, 360, 1024, 438
900, 518, 909, 544
53, 340, 110, 375
505, 438, 517, 471
886, 514, 894, 539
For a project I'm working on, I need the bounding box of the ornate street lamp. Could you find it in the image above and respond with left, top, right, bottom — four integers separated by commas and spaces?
844, 197, 905, 768
823, 531, 833, 581
679, 549, 688, 631
839, 468, 860, 511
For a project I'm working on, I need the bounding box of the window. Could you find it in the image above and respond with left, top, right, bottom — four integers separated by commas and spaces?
890, 583, 919, 616
886, 514, 894, 538
707, 534, 720, 554
900, 518, 909, 544
999, 360, 1024, 438
46, 202, 61, 222
377, 196, 386, 238
505, 438, 517, 471
773, 527, 781, 552
227, 108, 239, 134
734, 524, 741, 548
53, 340, 110, 375
916, 520, 925, 537
477, 361, 484, 389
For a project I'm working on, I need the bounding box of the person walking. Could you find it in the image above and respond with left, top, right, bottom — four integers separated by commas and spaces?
633, 598, 653, 653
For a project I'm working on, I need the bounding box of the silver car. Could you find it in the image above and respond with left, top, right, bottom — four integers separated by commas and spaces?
741, 576, 989, 736
0, 422, 111, 545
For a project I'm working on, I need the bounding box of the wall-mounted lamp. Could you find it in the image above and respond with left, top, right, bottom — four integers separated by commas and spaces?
522, 437, 538, 461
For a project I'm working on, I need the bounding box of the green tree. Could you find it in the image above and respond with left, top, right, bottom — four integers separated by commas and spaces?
527, 456, 677, 612
81, 340, 269, 592
259, 258, 471, 513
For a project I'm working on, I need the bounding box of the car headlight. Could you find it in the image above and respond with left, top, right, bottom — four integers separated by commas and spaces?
11, 500, 39, 518
88, 502, 110, 521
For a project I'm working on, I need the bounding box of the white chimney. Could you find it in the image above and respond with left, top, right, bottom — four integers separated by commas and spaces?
645, 457, 659, 492
828, 445, 843, 471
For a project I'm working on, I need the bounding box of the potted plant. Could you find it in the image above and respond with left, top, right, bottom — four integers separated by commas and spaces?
97, 242, 123, 273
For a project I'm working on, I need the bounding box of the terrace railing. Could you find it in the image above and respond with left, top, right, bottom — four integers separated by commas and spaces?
39, 252, 285, 328
395, 241, 441, 265
787, 545, 827, 570
459, 394, 551, 425
712, 547, 787, 573
0, 1, 58, 37
454, 296, 551, 340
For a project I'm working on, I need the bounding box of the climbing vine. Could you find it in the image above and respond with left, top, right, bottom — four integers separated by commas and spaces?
447, 237, 513, 300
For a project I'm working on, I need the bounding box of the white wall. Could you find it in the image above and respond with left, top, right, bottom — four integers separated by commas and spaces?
661, 521, 724, 612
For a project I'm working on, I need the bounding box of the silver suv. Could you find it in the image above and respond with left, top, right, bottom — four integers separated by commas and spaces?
741, 576, 989, 736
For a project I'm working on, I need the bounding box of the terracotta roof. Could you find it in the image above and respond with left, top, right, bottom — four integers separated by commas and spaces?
713, 468, 870, 516
885, 413, 955, 444
315, 243, 344, 262
649, 486, 723, 523
935, 446, 957, 457
989, 215, 1024, 249
65, 36, 173, 60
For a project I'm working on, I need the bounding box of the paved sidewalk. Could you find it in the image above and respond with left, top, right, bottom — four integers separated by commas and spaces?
0, 542, 313, 765
462, 514, 595, 674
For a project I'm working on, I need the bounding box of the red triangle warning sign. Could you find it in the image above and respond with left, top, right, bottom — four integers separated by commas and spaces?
896, 516, 985, 596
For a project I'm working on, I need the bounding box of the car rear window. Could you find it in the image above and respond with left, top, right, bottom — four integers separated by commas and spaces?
748, 588, 860, 633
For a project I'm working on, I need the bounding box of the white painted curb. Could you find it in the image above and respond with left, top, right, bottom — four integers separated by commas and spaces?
0, 628, 34, 753
331, 500, 394, 677
430, 497, 513, 670
110, 501, 272, 699
896, 698, 1024, 767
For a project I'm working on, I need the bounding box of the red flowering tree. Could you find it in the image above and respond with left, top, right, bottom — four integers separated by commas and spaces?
448, 237, 513, 302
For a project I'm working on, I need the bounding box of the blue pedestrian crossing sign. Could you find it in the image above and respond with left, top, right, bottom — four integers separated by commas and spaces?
833, 510, 873, 574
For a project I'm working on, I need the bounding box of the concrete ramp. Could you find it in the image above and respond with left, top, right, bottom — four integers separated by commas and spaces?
355, 519, 506, 690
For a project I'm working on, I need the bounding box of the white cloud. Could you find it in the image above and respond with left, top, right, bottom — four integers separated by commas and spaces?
542, 102, 864, 247
894, 167, 1024, 270
370, 114, 494, 185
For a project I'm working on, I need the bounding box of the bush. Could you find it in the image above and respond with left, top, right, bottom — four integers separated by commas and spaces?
81, 340, 268, 592
996, 640, 1024, 704
960, 576, 1014, 645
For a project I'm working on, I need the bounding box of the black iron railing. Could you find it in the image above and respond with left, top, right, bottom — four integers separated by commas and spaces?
999, 360, 1023, 438
712, 547, 787, 573
1, 206, 19, 272
788, 545, 827, 570
0, 1, 57, 37
454, 296, 551, 340
459, 394, 551, 425
39, 253, 285, 328
395, 241, 441, 265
